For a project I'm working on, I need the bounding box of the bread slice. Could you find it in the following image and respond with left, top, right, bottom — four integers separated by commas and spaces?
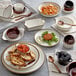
10, 55, 26, 66
21, 53, 32, 61
30, 51, 36, 59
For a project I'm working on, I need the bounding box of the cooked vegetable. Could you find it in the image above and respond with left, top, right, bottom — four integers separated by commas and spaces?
41, 4, 58, 15
41, 31, 58, 45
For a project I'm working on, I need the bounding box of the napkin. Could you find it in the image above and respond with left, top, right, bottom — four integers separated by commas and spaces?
51, 15, 76, 38
46, 50, 76, 76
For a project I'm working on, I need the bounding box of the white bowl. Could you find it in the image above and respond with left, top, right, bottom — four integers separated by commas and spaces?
38, 2, 61, 17
56, 17, 74, 32
2, 26, 25, 41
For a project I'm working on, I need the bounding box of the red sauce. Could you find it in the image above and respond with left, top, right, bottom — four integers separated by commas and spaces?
7, 27, 20, 39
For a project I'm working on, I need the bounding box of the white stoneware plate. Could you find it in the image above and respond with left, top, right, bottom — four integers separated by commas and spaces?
1, 42, 45, 74
2, 26, 25, 41
38, 2, 61, 17
35, 29, 60, 47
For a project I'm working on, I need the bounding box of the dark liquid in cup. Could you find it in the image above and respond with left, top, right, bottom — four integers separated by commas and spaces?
64, 0, 74, 11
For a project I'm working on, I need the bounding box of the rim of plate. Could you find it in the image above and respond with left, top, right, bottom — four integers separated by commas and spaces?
1, 42, 40, 70
34, 29, 60, 47
38, 2, 61, 17
1, 42, 45, 74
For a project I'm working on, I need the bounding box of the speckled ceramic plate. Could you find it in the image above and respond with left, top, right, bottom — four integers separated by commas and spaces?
35, 29, 60, 47
1, 42, 45, 74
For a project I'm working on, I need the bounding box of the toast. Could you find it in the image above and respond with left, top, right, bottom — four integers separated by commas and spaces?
10, 55, 26, 66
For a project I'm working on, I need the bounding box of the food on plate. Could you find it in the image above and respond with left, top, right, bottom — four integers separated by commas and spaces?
41, 4, 58, 15
63, 35, 75, 48
7, 27, 20, 39
13, 3, 25, 14
56, 51, 72, 66
6, 44, 36, 67
40, 31, 58, 45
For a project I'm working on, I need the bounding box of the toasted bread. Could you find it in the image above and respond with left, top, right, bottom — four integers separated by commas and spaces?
21, 53, 32, 61
30, 51, 36, 59
10, 55, 26, 66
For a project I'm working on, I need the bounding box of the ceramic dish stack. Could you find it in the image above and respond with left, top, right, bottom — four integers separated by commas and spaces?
1, 42, 45, 74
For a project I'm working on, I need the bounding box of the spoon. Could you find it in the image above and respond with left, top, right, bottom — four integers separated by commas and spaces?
48, 56, 62, 73
58, 21, 76, 26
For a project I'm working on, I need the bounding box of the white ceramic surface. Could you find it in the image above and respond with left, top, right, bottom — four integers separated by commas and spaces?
0, 0, 12, 18
38, 2, 61, 17
56, 17, 74, 32
35, 29, 60, 47
3, 5, 13, 18
63, 41, 74, 49
2, 27, 25, 41
2, 43, 39, 70
25, 18, 45, 31
1, 43, 45, 74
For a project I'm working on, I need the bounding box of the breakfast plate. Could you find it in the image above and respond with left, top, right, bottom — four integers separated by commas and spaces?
1, 42, 45, 74
2, 26, 25, 41
38, 2, 61, 17
34, 29, 60, 47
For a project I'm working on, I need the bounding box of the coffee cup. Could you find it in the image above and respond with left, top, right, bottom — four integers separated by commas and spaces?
66, 62, 76, 76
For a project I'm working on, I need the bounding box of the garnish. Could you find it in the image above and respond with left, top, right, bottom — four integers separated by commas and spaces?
42, 31, 58, 45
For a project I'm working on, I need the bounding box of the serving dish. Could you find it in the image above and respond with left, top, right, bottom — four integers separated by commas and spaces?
38, 2, 61, 17
34, 29, 60, 47
1, 42, 45, 74
25, 18, 45, 31
2, 42, 39, 70
2, 26, 25, 41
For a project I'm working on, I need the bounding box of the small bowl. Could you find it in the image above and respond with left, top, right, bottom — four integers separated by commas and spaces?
2, 26, 25, 41
56, 17, 74, 32
63, 35, 75, 49
38, 2, 61, 17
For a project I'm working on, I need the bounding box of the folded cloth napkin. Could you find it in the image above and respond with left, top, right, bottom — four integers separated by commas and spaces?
46, 50, 76, 76
51, 15, 76, 38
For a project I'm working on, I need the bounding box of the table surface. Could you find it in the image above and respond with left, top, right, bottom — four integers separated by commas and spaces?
0, 0, 76, 76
